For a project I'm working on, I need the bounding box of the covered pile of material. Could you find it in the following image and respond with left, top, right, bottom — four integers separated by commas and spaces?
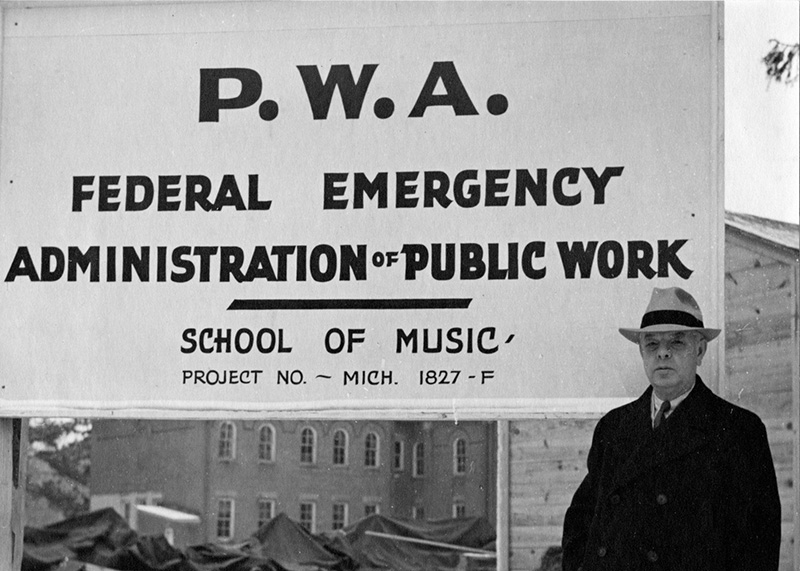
23, 508, 496, 571
334, 514, 495, 571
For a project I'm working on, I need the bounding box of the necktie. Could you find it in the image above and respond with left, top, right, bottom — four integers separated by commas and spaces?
654, 400, 671, 429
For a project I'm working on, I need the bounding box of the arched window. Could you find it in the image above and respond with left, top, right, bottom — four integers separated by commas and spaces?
413, 442, 424, 477
300, 427, 316, 464
333, 429, 348, 465
364, 432, 379, 467
258, 424, 275, 462
218, 422, 236, 461
453, 438, 467, 474
393, 439, 405, 471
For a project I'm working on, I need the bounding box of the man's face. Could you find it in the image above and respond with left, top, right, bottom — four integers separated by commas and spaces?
639, 331, 707, 400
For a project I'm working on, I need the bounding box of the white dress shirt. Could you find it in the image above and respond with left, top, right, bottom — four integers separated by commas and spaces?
652, 381, 695, 427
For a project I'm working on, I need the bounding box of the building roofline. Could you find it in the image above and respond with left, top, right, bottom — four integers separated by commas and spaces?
725, 210, 799, 262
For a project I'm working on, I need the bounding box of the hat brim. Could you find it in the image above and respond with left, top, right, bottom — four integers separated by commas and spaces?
619, 324, 721, 344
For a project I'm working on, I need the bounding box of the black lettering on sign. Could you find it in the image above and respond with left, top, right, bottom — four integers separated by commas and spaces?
199, 68, 263, 122
72, 175, 271, 212
557, 239, 693, 279
322, 167, 624, 210
400, 242, 545, 281
409, 61, 478, 118
297, 64, 378, 120
199, 61, 509, 122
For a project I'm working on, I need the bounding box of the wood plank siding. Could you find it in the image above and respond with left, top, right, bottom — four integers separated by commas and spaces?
509, 418, 594, 570
508, 219, 799, 571
724, 228, 798, 571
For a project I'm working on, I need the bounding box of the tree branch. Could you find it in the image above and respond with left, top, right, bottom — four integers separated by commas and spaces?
763, 39, 799, 85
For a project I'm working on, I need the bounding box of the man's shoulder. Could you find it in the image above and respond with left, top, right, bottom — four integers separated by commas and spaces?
673, 380, 769, 447
595, 391, 648, 430
595, 379, 767, 434
701, 387, 767, 432
604, 398, 644, 418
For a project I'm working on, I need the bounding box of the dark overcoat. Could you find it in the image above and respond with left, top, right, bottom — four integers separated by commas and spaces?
562, 376, 781, 571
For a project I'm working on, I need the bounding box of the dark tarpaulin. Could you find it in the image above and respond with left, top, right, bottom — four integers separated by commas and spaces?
184, 544, 288, 571
23, 509, 286, 571
24, 509, 496, 571
45, 562, 86, 571
336, 514, 496, 571
312, 532, 360, 571
32, 508, 138, 554
20, 541, 75, 571
92, 535, 189, 570
245, 512, 346, 571
23, 508, 137, 570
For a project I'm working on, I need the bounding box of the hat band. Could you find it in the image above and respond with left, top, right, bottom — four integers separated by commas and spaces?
640, 310, 704, 329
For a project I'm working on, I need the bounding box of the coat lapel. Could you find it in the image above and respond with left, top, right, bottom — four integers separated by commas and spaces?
606, 388, 654, 490
610, 377, 714, 492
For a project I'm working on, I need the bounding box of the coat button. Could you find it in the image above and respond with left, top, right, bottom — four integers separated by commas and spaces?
609, 494, 620, 505
597, 547, 607, 558
656, 494, 667, 505
647, 550, 658, 562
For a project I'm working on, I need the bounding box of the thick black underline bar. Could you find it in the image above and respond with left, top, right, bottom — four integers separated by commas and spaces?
228, 298, 473, 311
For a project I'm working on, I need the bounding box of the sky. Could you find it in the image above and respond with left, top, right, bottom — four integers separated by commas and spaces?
725, 0, 799, 224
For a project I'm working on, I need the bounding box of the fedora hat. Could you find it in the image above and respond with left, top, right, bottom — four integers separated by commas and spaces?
619, 286, 721, 343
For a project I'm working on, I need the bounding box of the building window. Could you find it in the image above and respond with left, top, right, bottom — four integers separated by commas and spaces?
218, 422, 236, 461
258, 424, 275, 462
299, 502, 316, 533
413, 442, 424, 477
393, 440, 404, 471
333, 429, 348, 465
332, 502, 348, 530
453, 438, 467, 475
364, 503, 380, 517
216, 498, 234, 540
452, 500, 466, 519
364, 432, 379, 468
412, 505, 425, 521
300, 427, 316, 464
257, 498, 275, 529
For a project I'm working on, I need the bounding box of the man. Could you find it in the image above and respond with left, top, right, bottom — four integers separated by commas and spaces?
562, 287, 781, 571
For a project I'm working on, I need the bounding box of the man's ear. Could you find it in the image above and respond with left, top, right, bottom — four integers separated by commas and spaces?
696, 337, 707, 365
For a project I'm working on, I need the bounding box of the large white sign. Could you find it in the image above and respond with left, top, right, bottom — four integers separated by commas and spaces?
0, 2, 723, 416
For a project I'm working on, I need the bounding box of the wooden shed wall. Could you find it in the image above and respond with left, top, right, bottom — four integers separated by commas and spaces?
509, 418, 595, 571
508, 231, 799, 571
723, 232, 798, 570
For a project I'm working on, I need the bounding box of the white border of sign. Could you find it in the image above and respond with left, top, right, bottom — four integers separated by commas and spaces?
0, 3, 723, 569
0, 0, 725, 420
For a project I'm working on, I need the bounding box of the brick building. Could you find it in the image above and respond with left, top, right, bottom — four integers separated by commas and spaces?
90, 419, 496, 544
